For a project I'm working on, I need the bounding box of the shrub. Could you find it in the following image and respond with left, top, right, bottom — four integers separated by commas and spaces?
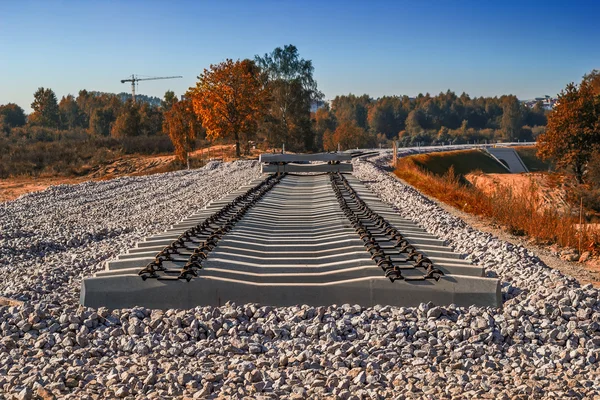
395, 156, 599, 252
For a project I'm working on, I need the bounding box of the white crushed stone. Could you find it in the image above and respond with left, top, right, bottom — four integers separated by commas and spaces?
0, 156, 598, 399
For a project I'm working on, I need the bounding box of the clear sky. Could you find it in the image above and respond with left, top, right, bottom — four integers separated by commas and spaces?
1, 0, 599, 112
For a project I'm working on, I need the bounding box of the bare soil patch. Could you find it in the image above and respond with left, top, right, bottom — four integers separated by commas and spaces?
0, 144, 265, 202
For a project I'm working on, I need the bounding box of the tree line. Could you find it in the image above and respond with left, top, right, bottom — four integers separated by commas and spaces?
0, 89, 164, 138
169, 44, 548, 161
1, 44, 549, 165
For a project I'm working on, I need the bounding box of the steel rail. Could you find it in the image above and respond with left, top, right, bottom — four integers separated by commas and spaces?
329, 172, 444, 282
137, 173, 285, 281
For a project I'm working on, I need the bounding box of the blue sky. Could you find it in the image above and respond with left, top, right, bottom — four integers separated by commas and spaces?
1, 0, 599, 112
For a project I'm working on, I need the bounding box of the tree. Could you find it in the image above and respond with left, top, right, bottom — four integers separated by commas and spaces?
313, 104, 336, 150
460, 119, 469, 135
163, 98, 203, 164
500, 96, 523, 141
405, 109, 424, 134
59, 95, 84, 129
139, 103, 163, 136
322, 129, 335, 151
367, 96, 406, 138
0, 103, 26, 128
332, 121, 371, 150
89, 107, 115, 136
30, 87, 60, 128
0, 115, 7, 134
255, 44, 323, 151
161, 90, 178, 111
524, 101, 547, 127
331, 94, 371, 129
583, 69, 600, 96
437, 126, 450, 142
538, 79, 600, 183
188, 59, 267, 157
111, 101, 141, 138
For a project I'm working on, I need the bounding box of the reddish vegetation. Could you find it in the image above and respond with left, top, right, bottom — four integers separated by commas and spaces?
395, 157, 600, 253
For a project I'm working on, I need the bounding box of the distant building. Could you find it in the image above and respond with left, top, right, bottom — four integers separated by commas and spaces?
522, 95, 558, 110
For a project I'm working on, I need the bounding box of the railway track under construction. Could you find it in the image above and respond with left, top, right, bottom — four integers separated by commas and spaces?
81, 153, 500, 309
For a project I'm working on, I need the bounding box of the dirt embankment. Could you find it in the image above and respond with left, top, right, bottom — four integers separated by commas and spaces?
0, 144, 261, 202
421, 171, 600, 286
465, 172, 571, 213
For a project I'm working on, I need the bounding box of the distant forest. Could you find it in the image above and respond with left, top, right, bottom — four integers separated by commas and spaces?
318, 91, 546, 150
115, 92, 162, 107
0, 88, 546, 148
0, 44, 549, 177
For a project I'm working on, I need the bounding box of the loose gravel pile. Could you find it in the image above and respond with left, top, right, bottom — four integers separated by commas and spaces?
0, 161, 261, 305
1, 157, 599, 399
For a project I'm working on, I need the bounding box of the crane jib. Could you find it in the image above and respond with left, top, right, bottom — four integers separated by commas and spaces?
120, 74, 183, 103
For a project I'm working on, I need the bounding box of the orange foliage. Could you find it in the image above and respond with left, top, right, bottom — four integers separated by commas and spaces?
187, 59, 267, 157
163, 99, 201, 163
395, 157, 599, 252
330, 121, 371, 151
537, 78, 600, 183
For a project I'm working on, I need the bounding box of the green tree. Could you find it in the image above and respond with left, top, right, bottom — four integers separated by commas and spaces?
525, 101, 547, 127
161, 90, 178, 111
367, 97, 406, 138
0, 103, 26, 128
255, 44, 323, 151
59, 95, 84, 129
76, 89, 94, 127
30, 87, 60, 128
111, 101, 141, 137
139, 103, 163, 136
500, 96, 523, 141
89, 107, 115, 136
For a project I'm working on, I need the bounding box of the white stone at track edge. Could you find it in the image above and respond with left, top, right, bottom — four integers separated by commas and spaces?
0, 156, 598, 399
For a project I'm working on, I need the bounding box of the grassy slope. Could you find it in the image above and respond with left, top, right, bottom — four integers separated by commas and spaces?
409, 149, 507, 176
514, 146, 551, 172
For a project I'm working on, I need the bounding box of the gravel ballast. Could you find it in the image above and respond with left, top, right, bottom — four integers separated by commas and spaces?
1, 157, 599, 399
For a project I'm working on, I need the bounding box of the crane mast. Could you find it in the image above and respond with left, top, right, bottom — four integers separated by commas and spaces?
120, 74, 183, 103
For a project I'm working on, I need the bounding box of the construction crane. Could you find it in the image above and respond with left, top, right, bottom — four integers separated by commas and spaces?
120, 74, 183, 103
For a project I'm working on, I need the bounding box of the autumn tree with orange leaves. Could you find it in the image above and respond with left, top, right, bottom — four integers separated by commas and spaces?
331, 121, 371, 151
187, 59, 266, 157
538, 76, 600, 183
163, 97, 203, 165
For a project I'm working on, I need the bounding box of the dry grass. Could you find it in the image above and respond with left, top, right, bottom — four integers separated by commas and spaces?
395, 157, 600, 253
